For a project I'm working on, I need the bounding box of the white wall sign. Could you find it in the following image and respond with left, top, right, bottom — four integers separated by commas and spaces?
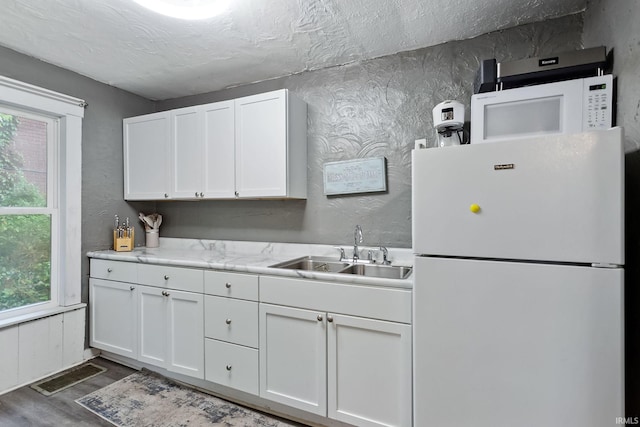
323, 157, 387, 196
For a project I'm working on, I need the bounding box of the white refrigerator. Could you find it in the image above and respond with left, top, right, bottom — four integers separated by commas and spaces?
412, 128, 624, 427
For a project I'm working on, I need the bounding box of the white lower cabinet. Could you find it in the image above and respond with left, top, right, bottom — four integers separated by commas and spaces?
89, 260, 204, 380
259, 304, 327, 416
138, 285, 167, 366
205, 339, 259, 395
327, 314, 412, 427
139, 285, 204, 378
203, 271, 260, 396
168, 289, 204, 378
259, 303, 412, 427
90, 278, 138, 358
90, 260, 413, 427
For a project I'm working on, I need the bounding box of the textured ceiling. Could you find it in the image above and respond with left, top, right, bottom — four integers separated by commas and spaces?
0, 0, 586, 100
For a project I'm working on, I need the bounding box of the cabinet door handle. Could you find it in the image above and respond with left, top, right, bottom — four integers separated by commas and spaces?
195, 192, 199, 197
234, 191, 239, 197
226, 364, 232, 371
327, 315, 334, 323
225, 318, 232, 325
162, 291, 170, 297
200, 192, 204, 197
164, 193, 169, 198
225, 282, 232, 289
317, 314, 323, 322
164, 275, 170, 280
107, 268, 113, 273
130, 286, 135, 291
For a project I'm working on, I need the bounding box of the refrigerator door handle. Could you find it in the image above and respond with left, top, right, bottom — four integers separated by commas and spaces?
591, 263, 622, 268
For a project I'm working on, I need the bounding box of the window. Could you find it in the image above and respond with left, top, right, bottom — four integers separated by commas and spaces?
0, 76, 84, 322
0, 108, 58, 317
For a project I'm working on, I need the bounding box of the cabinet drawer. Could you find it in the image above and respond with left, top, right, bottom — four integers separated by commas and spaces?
90, 259, 137, 282
204, 296, 258, 348
204, 271, 258, 301
138, 264, 203, 293
260, 275, 412, 324
205, 339, 258, 396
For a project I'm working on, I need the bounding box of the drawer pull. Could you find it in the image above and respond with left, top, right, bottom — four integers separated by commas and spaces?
164, 275, 170, 280
226, 364, 232, 371
317, 314, 323, 322
225, 318, 232, 325
107, 268, 113, 273
327, 315, 334, 323
225, 282, 232, 289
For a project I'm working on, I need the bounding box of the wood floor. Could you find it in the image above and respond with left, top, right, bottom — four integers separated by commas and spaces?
0, 357, 136, 427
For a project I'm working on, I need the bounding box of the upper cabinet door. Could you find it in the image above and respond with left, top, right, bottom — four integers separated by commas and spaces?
235, 90, 288, 198
170, 106, 202, 199
123, 112, 171, 200
234, 89, 307, 199
201, 100, 235, 198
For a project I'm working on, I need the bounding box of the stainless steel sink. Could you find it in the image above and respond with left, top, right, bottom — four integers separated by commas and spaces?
339, 263, 412, 279
269, 256, 412, 279
270, 256, 350, 273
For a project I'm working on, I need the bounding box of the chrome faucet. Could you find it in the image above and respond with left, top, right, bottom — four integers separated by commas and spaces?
353, 225, 363, 262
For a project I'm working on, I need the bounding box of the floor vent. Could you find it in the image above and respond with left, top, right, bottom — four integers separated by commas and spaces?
30, 363, 107, 396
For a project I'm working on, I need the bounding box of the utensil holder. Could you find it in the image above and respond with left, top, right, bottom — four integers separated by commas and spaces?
114, 228, 134, 252
146, 230, 159, 248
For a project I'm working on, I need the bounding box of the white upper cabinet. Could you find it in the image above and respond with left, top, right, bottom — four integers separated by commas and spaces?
234, 89, 307, 199
169, 101, 235, 199
124, 89, 306, 201
201, 101, 236, 198
123, 111, 171, 200
170, 106, 202, 199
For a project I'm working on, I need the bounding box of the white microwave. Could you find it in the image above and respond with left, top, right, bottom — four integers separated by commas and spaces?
470, 74, 613, 143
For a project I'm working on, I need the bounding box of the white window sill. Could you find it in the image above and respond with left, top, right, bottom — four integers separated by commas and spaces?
0, 303, 86, 330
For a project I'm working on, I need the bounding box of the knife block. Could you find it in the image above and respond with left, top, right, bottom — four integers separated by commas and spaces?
113, 229, 134, 252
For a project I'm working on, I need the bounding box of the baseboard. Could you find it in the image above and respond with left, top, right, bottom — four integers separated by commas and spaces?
84, 347, 101, 360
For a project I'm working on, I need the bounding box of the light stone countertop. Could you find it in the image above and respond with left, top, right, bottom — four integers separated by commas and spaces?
87, 238, 413, 289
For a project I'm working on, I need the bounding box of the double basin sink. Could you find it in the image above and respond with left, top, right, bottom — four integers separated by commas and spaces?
269, 256, 412, 280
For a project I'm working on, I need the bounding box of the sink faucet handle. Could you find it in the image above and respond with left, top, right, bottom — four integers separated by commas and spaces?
353, 225, 363, 261
335, 247, 346, 261
379, 246, 391, 265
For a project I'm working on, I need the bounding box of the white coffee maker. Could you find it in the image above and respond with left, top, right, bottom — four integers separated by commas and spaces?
432, 100, 465, 147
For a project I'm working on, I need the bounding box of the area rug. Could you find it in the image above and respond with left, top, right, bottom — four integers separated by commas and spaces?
76, 369, 297, 427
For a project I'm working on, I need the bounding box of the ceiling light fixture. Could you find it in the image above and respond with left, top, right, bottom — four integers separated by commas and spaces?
132, 0, 229, 20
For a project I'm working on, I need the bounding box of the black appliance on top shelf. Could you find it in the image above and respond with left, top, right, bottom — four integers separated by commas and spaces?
474, 46, 610, 93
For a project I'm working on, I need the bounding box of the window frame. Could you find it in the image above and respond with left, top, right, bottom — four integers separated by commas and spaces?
0, 76, 84, 322
0, 106, 59, 318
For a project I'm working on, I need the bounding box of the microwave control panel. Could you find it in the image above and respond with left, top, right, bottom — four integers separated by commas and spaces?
583, 74, 613, 130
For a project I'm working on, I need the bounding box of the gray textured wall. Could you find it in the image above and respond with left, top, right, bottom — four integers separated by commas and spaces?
156, 14, 583, 249
584, 0, 640, 151
583, 0, 640, 417
0, 46, 156, 309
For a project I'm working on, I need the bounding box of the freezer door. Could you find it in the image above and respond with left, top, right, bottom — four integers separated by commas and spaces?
412, 128, 624, 265
413, 256, 624, 427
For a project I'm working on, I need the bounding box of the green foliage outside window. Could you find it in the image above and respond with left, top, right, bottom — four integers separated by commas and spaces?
0, 113, 51, 312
